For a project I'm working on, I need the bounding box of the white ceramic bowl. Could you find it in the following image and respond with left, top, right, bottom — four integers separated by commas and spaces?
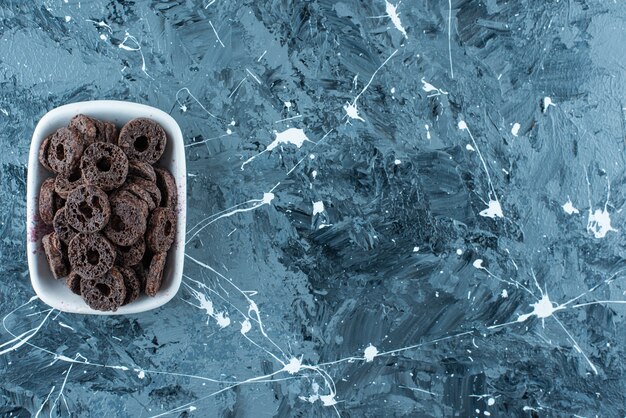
26, 101, 186, 315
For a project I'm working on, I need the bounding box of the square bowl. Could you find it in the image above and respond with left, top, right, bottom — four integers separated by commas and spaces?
26, 101, 187, 315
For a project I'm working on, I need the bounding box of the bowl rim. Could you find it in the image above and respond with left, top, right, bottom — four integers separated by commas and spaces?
26, 100, 186, 315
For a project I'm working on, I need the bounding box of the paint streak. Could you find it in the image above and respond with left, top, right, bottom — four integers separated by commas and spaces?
384, 1, 408, 39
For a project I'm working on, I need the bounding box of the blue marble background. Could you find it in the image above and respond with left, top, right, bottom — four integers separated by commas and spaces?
1, 0, 626, 417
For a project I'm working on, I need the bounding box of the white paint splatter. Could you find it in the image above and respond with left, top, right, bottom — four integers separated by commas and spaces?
481, 268, 600, 375
511, 123, 520, 136
587, 208, 616, 238
584, 170, 616, 239
421, 78, 448, 96
182, 283, 231, 328
0, 307, 52, 355
246, 68, 261, 84
459, 120, 504, 219
543, 96, 555, 113
240, 319, 252, 335
390, 87, 396, 94
138, 370, 145, 379
268, 128, 310, 151
517, 292, 564, 323
85, 19, 112, 32
312, 201, 325, 216
343, 102, 365, 122
487, 398, 495, 406
479, 199, 504, 219
118, 32, 151, 78
215, 312, 231, 328
413, 246, 419, 252
345, 49, 398, 122
64, 16, 71, 22
501, 289, 508, 298
364, 344, 378, 362
229, 76, 247, 99
209, 20, 225, 47
456, 249, 463, 255
241, 128, 311, 170
385, 1, 408, 39
562, 198, 579, 215
394, 159, 401, 165
99, 34, 108, 41
58, 322, 74, 331
300, 382, 320, 403
425, 124, 431, 139
185, 131, 234, 148
320, 394, 338, 406
262, 192, 275, 204
466, 144, 475, 151
447, 0, 454, 78
186, 184, 278, 244
283, 357, 302, 374
472, 259, 483, 269
34, 385, 55, 418
311, 170, 318, 179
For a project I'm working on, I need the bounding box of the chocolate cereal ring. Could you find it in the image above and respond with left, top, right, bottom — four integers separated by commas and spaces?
54, 194, 66, 213
42, 232, 69, 279
68, 232, 116, 278
54, 166, 84, 199
53, 197, 66, 223
146, 207, 176, 253
104, 192, 148, 246
69, 114, 119, 144
101, 121, 119, 143
154, 167, 177, 209
66, 271, 83, 295
132, 263, 147, 290
81, 267, 126, 312
53, 207, 77, 244
145, 252, 167, 296
118, 118, 167, 164
118, 266, 141, 305
128, 160, 156, 182
69, 114, 98, 145
122, 182, 156, 211
39, 178, 60, 225
38, 135, 53, 172
80, 142, 128, 191
116, 235, 145, 267
124, 176, 161, 210
134, 176, 161, 208
66, 185, 110, 233
47, 127, 84, 175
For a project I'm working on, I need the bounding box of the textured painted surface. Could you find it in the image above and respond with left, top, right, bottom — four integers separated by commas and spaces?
1, 1, 626, 417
